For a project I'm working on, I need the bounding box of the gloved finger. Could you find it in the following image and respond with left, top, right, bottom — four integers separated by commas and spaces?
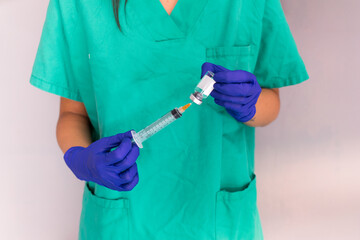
105, 164, 136, 186
118, 163, 138, 183
215, 99, 257, 121
210, 90, 249, 104
229, 106, 256, 122
214, 99, 244, 113
201, 62, 228, 78
120, 172, 139, 191
95, 173, 126, 191
93, 130, 133, 152
105, 138, 133, 164
243, 94, 260, 109
102, 171, 128, 187
111, 144, 139, 172
105, 182, 129, 192
213, 70, 255, 84
213, 83, 254, 97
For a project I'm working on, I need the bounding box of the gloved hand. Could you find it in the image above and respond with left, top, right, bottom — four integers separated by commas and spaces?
64, 131, 140, 191
201, 62, 262, 122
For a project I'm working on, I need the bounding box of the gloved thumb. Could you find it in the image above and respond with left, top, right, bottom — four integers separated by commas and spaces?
201, 62, 228, 78
92, 131, 133, 152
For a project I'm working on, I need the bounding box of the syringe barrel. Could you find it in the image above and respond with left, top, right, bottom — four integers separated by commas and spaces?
131, 108, 182, 148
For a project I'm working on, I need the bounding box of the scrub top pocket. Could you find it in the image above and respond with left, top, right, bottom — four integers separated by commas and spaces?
79, 183, 130, 240
205, 45, 253, 72
215, 176, 263, 240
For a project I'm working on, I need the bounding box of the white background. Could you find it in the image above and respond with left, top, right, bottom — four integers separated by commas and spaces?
1, 0, 359, 239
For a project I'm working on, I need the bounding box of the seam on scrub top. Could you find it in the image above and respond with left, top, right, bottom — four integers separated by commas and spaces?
214, 192, 217, 239
30, 74, 82, 99
249, 0, 263, 19
87, 196, 129, 209
263, 70, 309, 88
66, 2, 81, 46
184, 0, 211, 38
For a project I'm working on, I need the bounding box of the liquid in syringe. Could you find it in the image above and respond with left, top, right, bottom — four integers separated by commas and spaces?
131, 103, 191, 148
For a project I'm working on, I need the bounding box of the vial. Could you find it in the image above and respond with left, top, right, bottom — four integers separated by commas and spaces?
190, 71, 215, 105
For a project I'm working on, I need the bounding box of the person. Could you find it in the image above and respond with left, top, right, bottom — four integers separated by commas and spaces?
30, 0, 309, 239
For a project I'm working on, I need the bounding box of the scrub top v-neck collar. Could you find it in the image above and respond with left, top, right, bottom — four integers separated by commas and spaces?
129, 0, 209, 41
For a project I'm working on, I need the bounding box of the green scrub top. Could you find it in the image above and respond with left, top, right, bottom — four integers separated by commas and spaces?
30, 0, 309, 239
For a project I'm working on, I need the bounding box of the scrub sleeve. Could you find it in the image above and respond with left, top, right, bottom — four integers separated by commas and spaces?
29, 0, 309, 239
254, 0, 309, 88
30, 0, 88, 102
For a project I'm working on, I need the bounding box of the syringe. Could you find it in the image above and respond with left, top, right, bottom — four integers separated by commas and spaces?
131, 103, 192, 148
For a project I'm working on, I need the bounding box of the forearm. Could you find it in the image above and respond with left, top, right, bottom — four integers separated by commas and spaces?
244, 88, 280, 127
56, 112, 92, 154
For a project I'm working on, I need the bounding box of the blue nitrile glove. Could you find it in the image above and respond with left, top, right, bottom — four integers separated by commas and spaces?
64, 131, 140, 191
201, 62, 262, 122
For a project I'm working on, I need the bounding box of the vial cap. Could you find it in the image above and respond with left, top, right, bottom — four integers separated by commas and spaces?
190, 94, 203, 105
